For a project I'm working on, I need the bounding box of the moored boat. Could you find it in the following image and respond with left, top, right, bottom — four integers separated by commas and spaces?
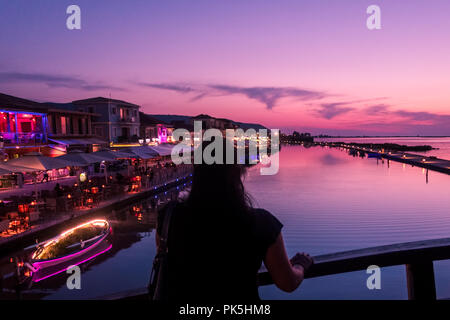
31, 219, 111, 270
367, 152, 382, 159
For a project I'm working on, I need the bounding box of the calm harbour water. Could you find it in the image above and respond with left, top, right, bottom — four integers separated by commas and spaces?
1, 137, 450, 300
249, 141, 450, 299
316, 137, 450, 159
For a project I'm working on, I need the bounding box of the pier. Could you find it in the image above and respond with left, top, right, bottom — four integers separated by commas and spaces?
320, 142, 450, 175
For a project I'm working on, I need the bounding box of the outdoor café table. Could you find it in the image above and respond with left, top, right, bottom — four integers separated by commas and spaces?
8, 218, 24, 234
85, 196, 95, 208
91, 187, 99, 195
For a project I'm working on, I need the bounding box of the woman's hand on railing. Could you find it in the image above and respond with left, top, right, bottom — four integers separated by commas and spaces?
290, 252, 314, 272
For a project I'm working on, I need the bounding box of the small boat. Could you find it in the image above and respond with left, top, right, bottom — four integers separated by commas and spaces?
31, 219, 111, 270
367, 152, 382, 159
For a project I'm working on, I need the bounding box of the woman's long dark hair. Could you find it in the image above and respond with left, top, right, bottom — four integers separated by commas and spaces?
167, 138, 257, 301
186, 138, 253, 225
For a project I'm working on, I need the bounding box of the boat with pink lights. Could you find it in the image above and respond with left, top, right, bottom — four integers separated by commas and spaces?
31, 219, 111, 271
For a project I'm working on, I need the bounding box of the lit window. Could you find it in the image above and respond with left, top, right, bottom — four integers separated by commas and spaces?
61, 116, 66, 134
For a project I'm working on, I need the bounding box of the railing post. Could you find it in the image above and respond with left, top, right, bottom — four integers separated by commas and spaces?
405, 261, 436, 300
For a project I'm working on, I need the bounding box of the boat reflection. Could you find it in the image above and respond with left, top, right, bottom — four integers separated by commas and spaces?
31, 237, 113, 283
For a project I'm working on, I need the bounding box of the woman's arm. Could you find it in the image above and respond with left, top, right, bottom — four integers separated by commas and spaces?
264, 233, 312, 292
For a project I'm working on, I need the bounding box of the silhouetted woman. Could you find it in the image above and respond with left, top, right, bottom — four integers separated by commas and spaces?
156, 139, 313, 301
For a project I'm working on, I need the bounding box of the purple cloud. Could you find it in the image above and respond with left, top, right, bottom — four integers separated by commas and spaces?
363, 104, 450, 125
364, 104, 390, 115
0, 72, 124, 91
208, 85, 325, 110
315, 102, 355, 119
393, 110, 450, 123
139, 82, 326, 109
139, 83, 195, 93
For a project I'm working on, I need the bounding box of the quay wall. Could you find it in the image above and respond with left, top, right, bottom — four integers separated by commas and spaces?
0, 175, 192, 254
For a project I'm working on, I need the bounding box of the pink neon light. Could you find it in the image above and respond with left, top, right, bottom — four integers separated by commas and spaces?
32, 244, 113, 283
32, 231, 110, 267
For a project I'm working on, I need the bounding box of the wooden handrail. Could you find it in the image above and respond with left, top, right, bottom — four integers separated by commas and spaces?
257, 237, 450, 300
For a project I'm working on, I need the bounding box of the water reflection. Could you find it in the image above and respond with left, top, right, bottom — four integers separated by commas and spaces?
1, 144, 449, 300
0, 183, 192, 300
245, 145, 450, 299
319, 154, 345, 166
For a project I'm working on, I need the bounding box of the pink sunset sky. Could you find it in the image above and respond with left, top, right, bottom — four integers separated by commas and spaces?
0, 0, 449, 135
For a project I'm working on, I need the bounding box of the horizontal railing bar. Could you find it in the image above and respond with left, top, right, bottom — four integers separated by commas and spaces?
258, 237, 450, 286
105, 237, 450, 300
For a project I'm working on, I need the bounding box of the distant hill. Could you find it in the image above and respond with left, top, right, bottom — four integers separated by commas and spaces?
151, 114, 192, 125
151, 114, 267, 131
233, 122, 267, 131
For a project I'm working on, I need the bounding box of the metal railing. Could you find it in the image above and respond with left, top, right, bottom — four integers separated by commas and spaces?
2, 133, 46, 146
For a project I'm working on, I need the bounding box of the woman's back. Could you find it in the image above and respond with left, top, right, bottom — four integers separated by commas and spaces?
157, 201, 282, 301
154, 138, 311, 301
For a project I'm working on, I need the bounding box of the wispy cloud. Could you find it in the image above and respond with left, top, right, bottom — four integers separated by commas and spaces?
356, 104, 450, 135
315, 102, 355, 119
138, 83, 195, 93
364, 104, 390, 115
0, 72, 124, 92
393, 110, 450, 123
138, 82, 326, 109
138, 81, 450, 133
362, 104, 450, 125
314, 98, 389, 120
208, 85, 325, 110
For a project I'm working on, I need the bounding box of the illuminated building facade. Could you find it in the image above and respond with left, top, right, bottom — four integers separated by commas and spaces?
139, 112, 173, 144
0, 93, 108, 158
72, 97, 141, 146
0, 93, 49, 159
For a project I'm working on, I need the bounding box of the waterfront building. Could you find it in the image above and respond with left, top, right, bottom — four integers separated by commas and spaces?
45, 103, 108, 154
72, 97, 141, 147
0, 93, 49, 159
0, 93, 108, 158
139, 112, 174, 144
191, 114, 238, 132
